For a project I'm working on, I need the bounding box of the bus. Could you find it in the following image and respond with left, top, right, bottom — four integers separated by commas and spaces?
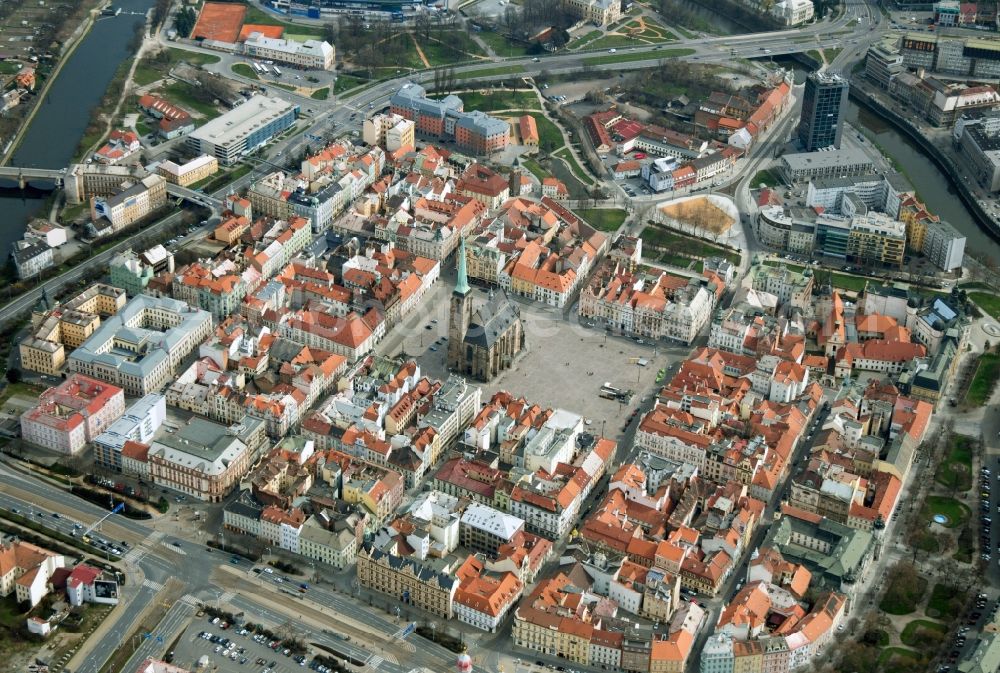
273, 66, 282, 77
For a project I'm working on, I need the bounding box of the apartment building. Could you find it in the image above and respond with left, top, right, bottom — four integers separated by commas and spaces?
109, 245, 175, 297
0, 539, 65, 608
20, 375, 125, 455
92, 394, 167, 472
749, 264, 814, 310
67, 295, 213, 396
363, 112, 415, 152
847, 213, 906, 268
460, 503, 525, 556
12, 241, 53, 280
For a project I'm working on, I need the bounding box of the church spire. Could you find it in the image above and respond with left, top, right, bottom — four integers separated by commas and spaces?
454, 236, 470, 296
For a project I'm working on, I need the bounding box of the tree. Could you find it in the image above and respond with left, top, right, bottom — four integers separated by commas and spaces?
175, 7, 197, 38
323, 22, 336, 45
5, 367, 21, 384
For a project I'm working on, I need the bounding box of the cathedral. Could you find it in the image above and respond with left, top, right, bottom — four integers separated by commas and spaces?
448, 238, 524, 381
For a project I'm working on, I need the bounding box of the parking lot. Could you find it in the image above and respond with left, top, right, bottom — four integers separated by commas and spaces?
169, 617, 312, 673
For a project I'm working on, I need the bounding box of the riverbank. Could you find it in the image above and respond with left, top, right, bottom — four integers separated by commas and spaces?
849, 80, 1000, 246
0, 5, 101, 167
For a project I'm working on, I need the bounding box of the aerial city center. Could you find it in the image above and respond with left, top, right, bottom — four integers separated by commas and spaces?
0, 1, 998, 673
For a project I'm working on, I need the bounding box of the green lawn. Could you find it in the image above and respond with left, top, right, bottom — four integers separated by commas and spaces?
243, 5, 326, 38
454, 64, 525, 81
643, 226, 740, 265
478, 31, 534, 58
575, 208, 627, 232
134, 63, 165, 86
521, 157, 548, 182
966, 352, 1000, 407
546, 159, 591, 200
934, 434, 974, 491
166, 49, 220, 67
554, 147, 593, 185
751, 169, 781, 187
457, 90, 540, 112
160, 82, 221, 119
333, 74, 369, 95
970, 291, 1000, 321
0, 382, 46, 406
876, 647, 921, 667
588, 34, 658, 50
670, 24, 697, 39
582, 48, 695, 66
421, 31, 487, 65
900, 619, 946, 646
567, 30, 602, 49
922, 496, 970, 527
660, 252, 698, 270
135, 118, 155, 137
310, 87, 329, 100
231, 63, 259, 80
134, 49, 220, 86
0, 61, 22, 75
926, 583, 965, 620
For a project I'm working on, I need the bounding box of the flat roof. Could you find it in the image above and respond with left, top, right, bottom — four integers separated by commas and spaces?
781, 147, 874, 172
189, 95, 296, 148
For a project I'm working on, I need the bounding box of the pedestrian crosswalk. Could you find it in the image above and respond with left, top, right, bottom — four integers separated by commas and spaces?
180, 594, 200, 607
142, 578, 164, 592
218, 590, 236, 605
365, 655, 384, 671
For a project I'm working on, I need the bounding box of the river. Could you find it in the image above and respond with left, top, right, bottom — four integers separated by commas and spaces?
0, 0, 154, 259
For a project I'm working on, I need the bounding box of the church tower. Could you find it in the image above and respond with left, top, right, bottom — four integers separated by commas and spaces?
447, 237, 473, 372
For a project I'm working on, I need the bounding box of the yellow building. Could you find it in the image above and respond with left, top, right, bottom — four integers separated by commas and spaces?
157, 155, 219, 187
847, 213, 906, 269
356, 542, 457, 617
19, 284, 126, 375
565, 0, 622, 25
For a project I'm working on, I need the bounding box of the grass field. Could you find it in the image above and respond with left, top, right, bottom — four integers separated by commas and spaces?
922, 496, 970, 527
521, 157, 548, 182
900, 619, 946, 646
567, 29, 602, 49
643, 226, 740, 265
135, 48, 221, 86
457, 90, 539, 111
582, 48, 694, 66
926, 583, 965, 619
935, 434, 974, 491
876, 647, 921, 667
160, 81, 221, 119
243, 5, 326, 38
231, 63, 259, 79
554, 147, 593, 185
421, 31, 487, 65
966, 352, 1000, 406
333, 74, 369, 95
0, 382, 46, 406
478, 31, 534, 57
310, 87, 329, 100
575, 208, 627, 232
751, 169, 781, 187
970, 291, 1000, 321
454, 64, 525, 81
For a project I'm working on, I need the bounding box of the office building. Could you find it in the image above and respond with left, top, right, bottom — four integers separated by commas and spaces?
779, 147, 874, 182
242, 33, 335, 70
900, 30, 1000, 79
12, 241, 54, 280
847, 213, 907, 268
93, 394, 167, 472
109, 245, 175, 298
865, 41, 904, 90
186, 95, 298, 165
67, 295, 213, 396
20, 375, 126, 455
797, 72, 849, 151
147, 417, 266, 502
921, 219, 966, 271
564, 0, 621, 25
363, 112, 415, 152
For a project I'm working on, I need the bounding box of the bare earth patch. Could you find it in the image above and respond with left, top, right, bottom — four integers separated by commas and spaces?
659, 195, 735, 235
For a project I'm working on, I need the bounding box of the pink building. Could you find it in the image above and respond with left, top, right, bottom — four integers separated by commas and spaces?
20, 374, 125, 454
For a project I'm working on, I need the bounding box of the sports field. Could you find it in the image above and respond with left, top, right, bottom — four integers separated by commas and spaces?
191, 2, 246, 43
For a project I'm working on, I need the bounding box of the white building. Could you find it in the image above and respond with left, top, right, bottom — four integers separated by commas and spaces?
243, 33, 336, 70
186, 96, 298, 165
12, 241, 54, 280
93, 394, 167, 472
921, 219, 966, 272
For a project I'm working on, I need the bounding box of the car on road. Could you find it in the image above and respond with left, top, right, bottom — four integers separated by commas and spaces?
608, 48, 616, 53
